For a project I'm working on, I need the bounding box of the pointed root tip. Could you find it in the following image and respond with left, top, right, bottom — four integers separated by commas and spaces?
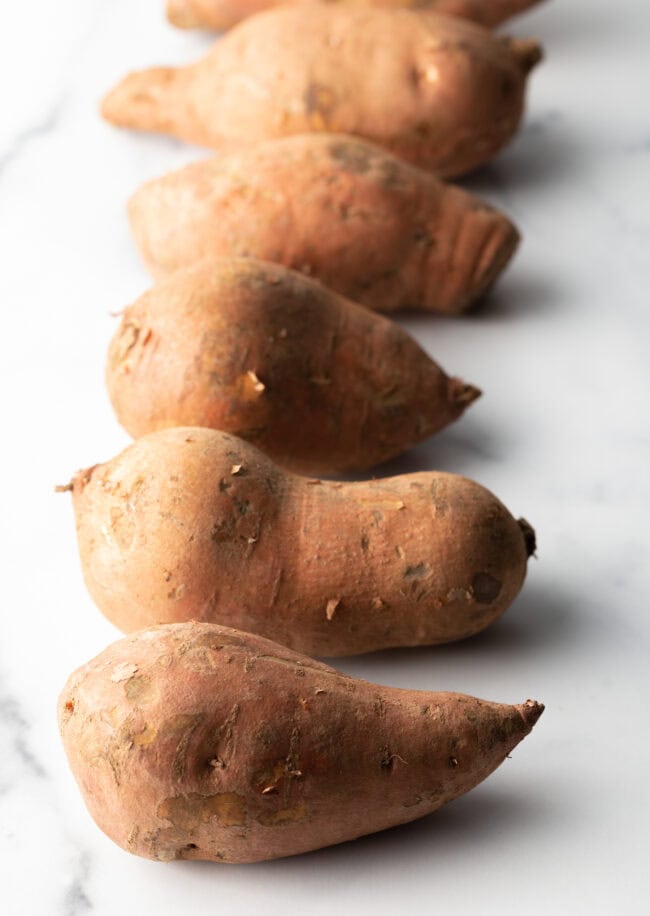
449, 378, 482, 410
100, 68, 178, 129
58, 464, 99, 496
166, 0, 201, 28
511, 38, 544, 74
517, 517, 537, 558
100, 82, 128, 126
519, 699, 545, 730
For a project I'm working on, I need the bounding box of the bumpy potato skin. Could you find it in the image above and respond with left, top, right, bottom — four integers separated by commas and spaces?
167, 0, 545, 32
128, 135, 520, 313
106, 259, 480, 474
70, 428, 533, 655
101, 9, 542, 178
58, 622, 543, 863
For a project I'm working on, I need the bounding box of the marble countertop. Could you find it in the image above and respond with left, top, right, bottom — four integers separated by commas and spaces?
1, 0, 649, 913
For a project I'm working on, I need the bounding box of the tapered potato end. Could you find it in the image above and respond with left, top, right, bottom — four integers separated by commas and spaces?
448, 378, 482, 412
517, 699, 545, 731
101, 67, 182, 133
510, 38, 544, 75
167, 0, 202, 28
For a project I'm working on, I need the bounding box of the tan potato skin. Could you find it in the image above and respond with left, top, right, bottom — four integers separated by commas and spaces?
101, 9, 543, 178
167, 0, 545, 33
128, 135, 520, 313
107, 259, 481, 474
58, 622, 544, 863
68, 427, 535, 655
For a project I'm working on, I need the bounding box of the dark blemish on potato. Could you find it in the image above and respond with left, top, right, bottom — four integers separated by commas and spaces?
488, 717, 518, 749
404, 562, 431, 580
413, 228, 433, 248
360, 534, 370, 553
377, 159, 403, 190
328, 139, 372, 174
60, 698, 75, 726
303, 83, 337, 121
471, 572, 502, 604
448, 756, 459, 768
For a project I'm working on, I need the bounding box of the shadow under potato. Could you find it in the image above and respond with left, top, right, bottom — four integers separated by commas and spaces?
169, 787, 553, 875
460, 110, 579, 196
342, 415, 510, 482
335, 578, 579, 686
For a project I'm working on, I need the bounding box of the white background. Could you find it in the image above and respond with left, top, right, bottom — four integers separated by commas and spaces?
1, 0, 649, 913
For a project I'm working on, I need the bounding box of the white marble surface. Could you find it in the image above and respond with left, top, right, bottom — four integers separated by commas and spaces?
1, 0, 649, 912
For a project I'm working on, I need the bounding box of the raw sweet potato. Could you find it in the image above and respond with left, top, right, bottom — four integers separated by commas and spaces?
107, 259, 481, 474
128, 134, 520, 312
167, 0, 546, 32
58, 621, 544, 862
102, 8, 542, 178
66, 427, 536, 655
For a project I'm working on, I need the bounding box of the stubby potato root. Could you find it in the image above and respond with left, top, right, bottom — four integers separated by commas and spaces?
66, 427, 536, 655
167, 0, 546, 33
106, 258, 481, 474
59, 621, 544, 862
102, 8, 543, 178
128, 135, 520, 312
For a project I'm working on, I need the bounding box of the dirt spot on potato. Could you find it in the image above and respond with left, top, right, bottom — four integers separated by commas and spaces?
404, 562, 432, 580
124, 675, 152, 702
303, 83, 337, 127
132, 723, 157, 746
328, 139, 372, 174
158, 792, 247, 831
257, 803, 308, 827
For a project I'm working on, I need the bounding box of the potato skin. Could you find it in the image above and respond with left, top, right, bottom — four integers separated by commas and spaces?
128, 135, 520, 313
101, 9, 542, 178
107, 259, 480, 474
58, 621, 543, 863
69, 427, 535, 655
167, 0, 545, 33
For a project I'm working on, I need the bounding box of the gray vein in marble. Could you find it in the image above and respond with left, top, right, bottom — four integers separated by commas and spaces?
0, 690, 47, 790
0, 91, 71, 178
63, 851, 93, 916
0, 0, 112, 180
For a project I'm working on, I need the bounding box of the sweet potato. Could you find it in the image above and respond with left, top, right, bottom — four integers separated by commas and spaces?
66, 427, 536, 655
102, 8, 542, 178
107, 259, 481, 474
167, 0, 546, 32
58, 621, 544, 862
128, 134, 520, 312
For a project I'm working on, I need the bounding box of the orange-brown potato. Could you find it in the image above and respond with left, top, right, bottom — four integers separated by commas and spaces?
167, 0, 546, 32
128, 135, 520, 313
66, 427, 536, 656
59, 621, 544, 863
107, 259, 482, 474
102, 8, 542, 178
